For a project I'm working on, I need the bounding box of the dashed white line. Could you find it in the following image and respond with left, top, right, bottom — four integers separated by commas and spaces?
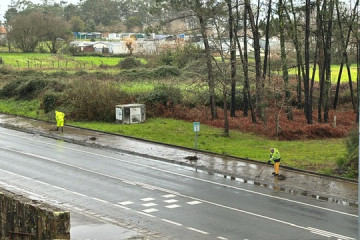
165, 204, 181, 209
217, 237, 228, 240
142, 208, 158, 213
119, 201, 134, 205
164, 199, 178, 203
187, 201, 202, 205
136, 211, 155, 218
187, 227, 209, 235
161, 218, 182, 226
141, 197, 155, 202
2, 136, 355, 218
142, 203, 158, 207
162, 194, 176, 198
91, 197, 109, 203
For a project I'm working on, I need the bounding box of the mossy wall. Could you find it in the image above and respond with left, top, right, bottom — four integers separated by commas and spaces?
0, 189, 70, 240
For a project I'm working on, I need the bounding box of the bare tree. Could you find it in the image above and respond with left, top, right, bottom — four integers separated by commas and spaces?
304, 0, 312, 124
244, 0, 264, 121
235, 0, 256, 123
278, 0, 293, 120
226, 0, 237, 117
332, 0, 359, 112
8, 11, 45, 52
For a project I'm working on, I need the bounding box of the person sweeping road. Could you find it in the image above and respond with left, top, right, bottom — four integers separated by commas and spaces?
267, 148, 281, 176
55, 110, 65, 132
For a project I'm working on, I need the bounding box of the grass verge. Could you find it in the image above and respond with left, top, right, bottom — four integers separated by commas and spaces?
0, 98, 346, 174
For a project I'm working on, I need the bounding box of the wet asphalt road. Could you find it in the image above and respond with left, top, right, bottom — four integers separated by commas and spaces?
0, 127, 357, 240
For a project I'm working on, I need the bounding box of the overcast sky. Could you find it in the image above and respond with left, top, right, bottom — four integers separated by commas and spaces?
0, 0, 80, 22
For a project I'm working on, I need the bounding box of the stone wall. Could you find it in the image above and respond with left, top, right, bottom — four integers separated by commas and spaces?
0, 189, 70, 240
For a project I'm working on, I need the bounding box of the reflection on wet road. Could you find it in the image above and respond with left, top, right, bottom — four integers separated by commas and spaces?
0, 127, 357, 240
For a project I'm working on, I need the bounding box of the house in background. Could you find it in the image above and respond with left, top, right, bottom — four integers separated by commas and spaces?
0, 26, 7, 41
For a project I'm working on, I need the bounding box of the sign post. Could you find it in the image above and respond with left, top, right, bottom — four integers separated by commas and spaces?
193, 122, 200, 150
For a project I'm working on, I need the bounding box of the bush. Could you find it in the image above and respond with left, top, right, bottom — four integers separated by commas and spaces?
0, 79, 25, 98
141, 85, 183, 107
172, 45, 204, 69
0, 66, 12, 75
49, 71, 69, 78
118, 57, 143, 69
336, 128, 358, 177
65, 79, 129, 122
18, 79, 49, 100
117, 66, 181, 81
153, 66, 180, 78
42, 92, 60, 113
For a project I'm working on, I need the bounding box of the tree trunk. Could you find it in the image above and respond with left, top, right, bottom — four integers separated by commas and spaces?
317, 0, 325, 123
333, 0, 359, 111
287, 0, 305, 110
245, 0, 264, 121
227, 0, 237, 117
198, 14, 217, 120
323, 0, 334, 123
223, 85, 229, 137
304, 0, 311, 124
235, 0, 256, 123
279, 0, 293, 120
262, 0, 272, 80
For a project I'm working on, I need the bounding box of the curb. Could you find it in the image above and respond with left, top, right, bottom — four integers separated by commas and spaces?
1, 122, 357, 208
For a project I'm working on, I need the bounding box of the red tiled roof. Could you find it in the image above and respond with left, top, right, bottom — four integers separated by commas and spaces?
0, 26, 7, 34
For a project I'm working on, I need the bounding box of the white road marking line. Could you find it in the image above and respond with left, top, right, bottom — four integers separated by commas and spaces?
114, 204, 130, 210
91, 197, 108, 203
0, 168, 355, 240
142, 203, 158, 207
161, 218, 182, 226
307, 227, 355, 240
119, 201, 134, 205
141, 197, 155, 202
187, 227, 209, 235
122, 180, 137, 185
187, 201, 202, 205
163, 199, 178, 203
136, 211, 155, 218
162, 194, 176, 198
165, 204, 181, 209
142, 208, 158, 213
217, 237, 228, 240
2, 133, 354, 218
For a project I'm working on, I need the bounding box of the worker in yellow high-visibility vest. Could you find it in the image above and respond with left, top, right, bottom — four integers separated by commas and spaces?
267, 148, 281, 176
55, 110, 65, 132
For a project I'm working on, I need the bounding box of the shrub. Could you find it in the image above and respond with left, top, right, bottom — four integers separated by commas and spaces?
117, 66, 181, 81
49, 71, 69, 78
0, 79, 25, 98
0, 66, 12, 75
141, 85, 182, 107
42, 92, 59, 113
118, 69, 151, 81
18, 79, 49, 100
118, 57, 143, 69
172, 45, 204, 68
153, 66, 181, 78
65, 79, 129, 122
336, 128, 358, 177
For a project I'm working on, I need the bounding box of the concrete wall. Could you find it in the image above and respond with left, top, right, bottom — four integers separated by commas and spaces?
0, 189, 70, 240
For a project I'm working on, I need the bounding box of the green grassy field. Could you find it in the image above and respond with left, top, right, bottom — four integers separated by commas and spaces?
0, 98, 346, 174
0, 53, 357, 83
288, 64, 358, 83
0, 53, 123, 70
